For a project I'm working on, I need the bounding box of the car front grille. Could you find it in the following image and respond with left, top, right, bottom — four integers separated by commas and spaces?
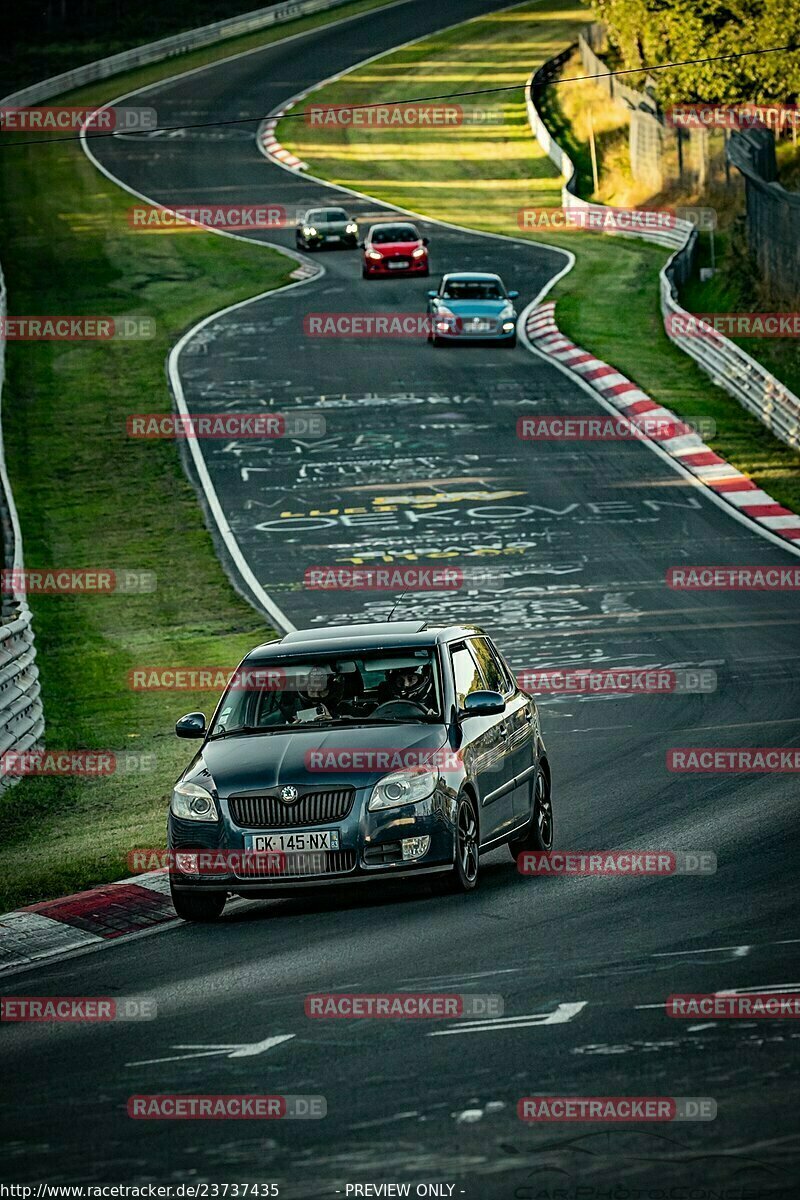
228, 788, 355, 828
233, 849, 357, 879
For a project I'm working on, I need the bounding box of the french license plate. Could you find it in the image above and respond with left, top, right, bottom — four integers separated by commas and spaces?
388, 260, 408, 269
468, 319, 492, 331
326, 234, 341, 242
246, 830, 340, 853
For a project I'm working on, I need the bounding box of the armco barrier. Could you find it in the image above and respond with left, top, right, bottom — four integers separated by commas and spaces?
1, 0, 359, 107
526, 55, 800, 452
0, 265, 45, 791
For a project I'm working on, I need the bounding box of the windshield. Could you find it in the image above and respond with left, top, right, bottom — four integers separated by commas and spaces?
371, 225, 419, 244
308, 209, 348, 223
441, 279, 504, 300
210, 647, 442, 736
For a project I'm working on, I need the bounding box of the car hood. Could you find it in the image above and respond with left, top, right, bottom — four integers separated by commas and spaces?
196, 722, 450, 795
371, 240, 422, 253
436, 298, 513, 316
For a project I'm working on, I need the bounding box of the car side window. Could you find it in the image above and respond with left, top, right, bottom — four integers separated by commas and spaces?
485, 638, 516, 696
470, 638, 509, 696
450, 644, 485, 708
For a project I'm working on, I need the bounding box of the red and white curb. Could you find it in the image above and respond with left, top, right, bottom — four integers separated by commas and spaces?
0, 870, 177, 974
258, 104, 308, 170
525, 302, 800, 546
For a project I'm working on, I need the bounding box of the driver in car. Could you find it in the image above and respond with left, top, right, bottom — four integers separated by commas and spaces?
376, 664, 434, 714
280, 666, 345, 723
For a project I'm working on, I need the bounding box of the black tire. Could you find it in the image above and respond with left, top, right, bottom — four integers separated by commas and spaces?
430, 335, 444, 347
362, 269, 370, 279
434, 792, 480, 893
509, 766, 554, 860
504, 334, 517, 348
170, 885, 226, 922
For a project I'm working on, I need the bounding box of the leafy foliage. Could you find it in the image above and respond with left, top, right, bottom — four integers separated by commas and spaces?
592, 0, 800, 104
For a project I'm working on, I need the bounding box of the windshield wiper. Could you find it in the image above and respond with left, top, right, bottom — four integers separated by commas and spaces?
208, 723, 295, 739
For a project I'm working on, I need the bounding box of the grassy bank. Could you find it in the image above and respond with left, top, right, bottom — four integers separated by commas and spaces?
279, 0, 800, 511
0, 0, 402, 910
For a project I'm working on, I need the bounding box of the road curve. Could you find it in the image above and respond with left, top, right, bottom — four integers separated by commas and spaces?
3, 2, 800, 1195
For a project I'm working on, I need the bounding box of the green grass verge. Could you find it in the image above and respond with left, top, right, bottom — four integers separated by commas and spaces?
0, 0, 401, 911
280, 0, 800, 512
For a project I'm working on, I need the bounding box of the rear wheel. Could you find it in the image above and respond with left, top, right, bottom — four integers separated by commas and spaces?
170, 884, 226, 922
509, 767, 554, 860
434, 792, 480, 893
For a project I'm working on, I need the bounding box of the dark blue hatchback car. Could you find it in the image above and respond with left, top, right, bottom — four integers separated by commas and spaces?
168, 622, 553, 921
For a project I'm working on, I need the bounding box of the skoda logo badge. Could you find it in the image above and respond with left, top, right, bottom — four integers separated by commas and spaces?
280, 785, 299, 804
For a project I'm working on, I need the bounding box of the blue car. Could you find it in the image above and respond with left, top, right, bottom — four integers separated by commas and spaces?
427, 271, 519, 347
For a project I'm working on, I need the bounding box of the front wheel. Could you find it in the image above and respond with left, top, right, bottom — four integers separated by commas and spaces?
170, 884, 226, 922
434, 792, 480, 893
508, 767, 554, 860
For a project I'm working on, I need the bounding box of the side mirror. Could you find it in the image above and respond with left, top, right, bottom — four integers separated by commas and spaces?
422, 237, 430, 246
176, 712, 206, 739
358, 240, 365, 248
427, 289, 437, 299
508, 289, 520, 300
461, 690, 505, 718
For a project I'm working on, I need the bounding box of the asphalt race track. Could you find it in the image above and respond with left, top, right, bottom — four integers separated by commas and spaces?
4, 1, 800, 1194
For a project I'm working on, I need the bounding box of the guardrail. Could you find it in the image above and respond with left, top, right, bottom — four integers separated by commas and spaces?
1, 0, 357, 106
525, 55, 800, 452
0, 265, 44, 791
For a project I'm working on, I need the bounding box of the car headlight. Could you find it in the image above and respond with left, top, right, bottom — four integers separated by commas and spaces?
412, 245, 427, 258
170, 780, 219, 822
366, 249, 383, 261
303, 225, 317, 237
368, 767, 438, 811
502, 320, 516, 331
346, 222, 358, 234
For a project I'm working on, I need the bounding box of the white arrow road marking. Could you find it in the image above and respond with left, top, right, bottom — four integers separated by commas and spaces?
652, 945, 751, 958
127, 1034, 294, 1067
428, 1001, 587, 1036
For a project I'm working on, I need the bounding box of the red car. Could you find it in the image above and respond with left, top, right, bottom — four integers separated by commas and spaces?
361, 221, 430, 278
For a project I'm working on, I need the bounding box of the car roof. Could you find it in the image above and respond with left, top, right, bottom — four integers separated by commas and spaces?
245, 622, 487, 660
441, 271, 502, 282
368, 222, 418, 234
306, 207, 347, 216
